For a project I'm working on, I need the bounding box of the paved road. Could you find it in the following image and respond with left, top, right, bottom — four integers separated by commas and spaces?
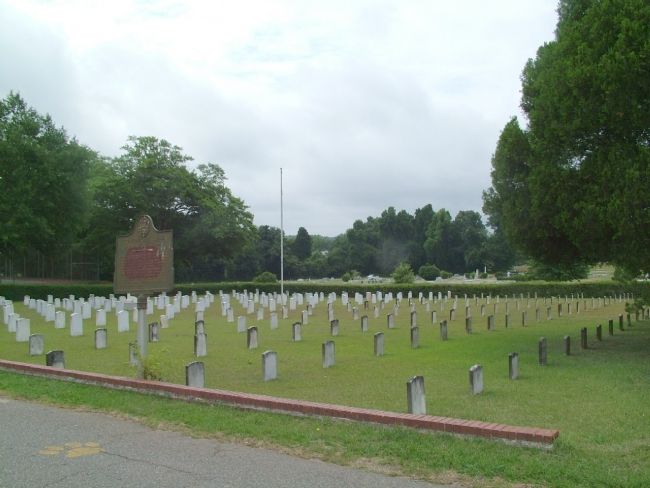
0, 396, 445, 487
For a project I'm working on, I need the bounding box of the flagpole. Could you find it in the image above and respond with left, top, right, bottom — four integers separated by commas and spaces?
280, 167, 284, 299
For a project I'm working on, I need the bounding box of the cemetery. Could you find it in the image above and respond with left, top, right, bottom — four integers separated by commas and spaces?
1, 288, 646, 442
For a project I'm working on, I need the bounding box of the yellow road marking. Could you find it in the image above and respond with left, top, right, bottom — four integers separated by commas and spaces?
38, 442, 103, 459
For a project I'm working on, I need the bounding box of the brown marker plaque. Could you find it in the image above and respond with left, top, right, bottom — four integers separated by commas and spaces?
114, 215, 174, 295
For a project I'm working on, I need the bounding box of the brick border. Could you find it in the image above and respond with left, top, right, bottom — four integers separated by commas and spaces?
0, 359, 559, 446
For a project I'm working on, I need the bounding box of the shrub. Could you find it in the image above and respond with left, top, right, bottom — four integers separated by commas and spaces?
253, 271, 277, 283
341, 272, 351, 282
418, 264, 441, 281
392, 262, 415, 284
440, 270, 452, 279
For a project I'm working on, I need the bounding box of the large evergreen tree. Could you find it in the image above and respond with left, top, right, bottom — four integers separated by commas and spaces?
484, 0, 650, 274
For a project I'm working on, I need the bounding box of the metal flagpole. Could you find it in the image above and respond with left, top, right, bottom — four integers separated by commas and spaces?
280, 168, 284, 299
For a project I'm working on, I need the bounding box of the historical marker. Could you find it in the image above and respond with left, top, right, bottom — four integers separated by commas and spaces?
114, 215, 173, 367
114, 215, 173, 295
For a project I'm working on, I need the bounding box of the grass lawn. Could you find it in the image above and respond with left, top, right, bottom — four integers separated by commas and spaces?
1, 292, 649, 487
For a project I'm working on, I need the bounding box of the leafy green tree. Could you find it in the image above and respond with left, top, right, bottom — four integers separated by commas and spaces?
0, 92, 94, 262
484, 0, 650, 274
423, 209, 460, 272
452, 210, 488, 271
409, 204, 435, 270
84, 136, 255, 280
391, 262, 415, 284
344, 218, 380, 275
291, 227, 312, 260
305, 251, 328, 278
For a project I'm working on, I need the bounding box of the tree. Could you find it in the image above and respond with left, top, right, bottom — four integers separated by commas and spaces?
423, 209, 460, 272
452, 210, 488, 271
83, 136, 255, 280
484, 0, 650, 274
292, 227, 312, 260
0, 92, 94, 261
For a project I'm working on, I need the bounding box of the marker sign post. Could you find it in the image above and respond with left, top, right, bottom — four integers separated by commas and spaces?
114, 215, 173, 369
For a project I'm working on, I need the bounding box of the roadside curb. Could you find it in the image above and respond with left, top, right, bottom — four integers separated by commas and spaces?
0, 359, 559, 446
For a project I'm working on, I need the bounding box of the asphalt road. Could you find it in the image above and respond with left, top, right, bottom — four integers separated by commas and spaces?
0, 396, 446, 488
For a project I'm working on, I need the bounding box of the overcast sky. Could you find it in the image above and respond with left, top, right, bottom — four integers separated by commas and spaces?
0, 0, 558, 236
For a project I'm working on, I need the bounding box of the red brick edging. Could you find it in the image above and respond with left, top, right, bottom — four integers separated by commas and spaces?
0, 359, 559, 446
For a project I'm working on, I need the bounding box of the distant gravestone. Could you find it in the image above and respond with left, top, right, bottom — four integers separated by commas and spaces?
406, 376, 426, 415
185, 361, 205, 388
149, 322, 160, 342
55, 311, 66, 329
430, 311, 437, 324
15, 318, 30, 342
374, 332, 384, 357
465, 316, 472, 334
270, 312, 278, 329
237, 315, 247, 333
410, 326, 419, 349
360, 315, 368, 332
439, 320, 448, 341
117, 310, 129, 332
322, 340, 335, 368
469, 364, 483, 394
608, 319, 614, 336
96, 309, 106, 327
487, 315, 495, 331
95, 328, 107, 349
46, 350, 65, 369
262, 350, 278, 381
539, 337, 548, 365
508, 353, 519, 380
618, 314, 624, 331
292, 322, 302, 342
194, 332, 207, 357
29, 334, 44, 356
387, 314, 395, 329
247, 326, 258, 349
410, 311, 417, 327
195, 320, 205, 335
564, 335, 571, 355
330, 319, 339, 336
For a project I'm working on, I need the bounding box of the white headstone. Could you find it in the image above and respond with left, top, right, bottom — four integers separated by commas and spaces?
117, 310, 129, 333
70, 313, 83, 337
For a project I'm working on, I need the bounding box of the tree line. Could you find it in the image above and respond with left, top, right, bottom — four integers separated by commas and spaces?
6, 0, 645, 286
0, 92, 516, 282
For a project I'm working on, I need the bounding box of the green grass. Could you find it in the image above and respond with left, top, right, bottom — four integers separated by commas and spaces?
1, 294, 650, 486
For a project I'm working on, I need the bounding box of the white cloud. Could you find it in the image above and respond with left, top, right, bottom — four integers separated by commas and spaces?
0, 0, 557, 235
